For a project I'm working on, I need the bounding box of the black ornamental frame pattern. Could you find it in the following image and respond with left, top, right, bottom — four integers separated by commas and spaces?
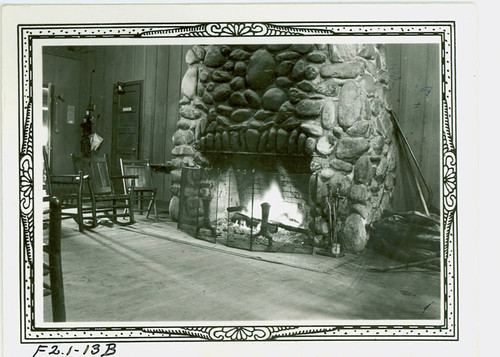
18, 21, 458, 342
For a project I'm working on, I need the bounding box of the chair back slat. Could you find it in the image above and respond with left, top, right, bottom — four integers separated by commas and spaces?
91, 159, 112, 194
73, 155, 114, 195
120, 159, 154, 191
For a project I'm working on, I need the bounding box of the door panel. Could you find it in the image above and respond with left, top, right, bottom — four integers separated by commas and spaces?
118, 90, 140, 112
111, 81, 142, 176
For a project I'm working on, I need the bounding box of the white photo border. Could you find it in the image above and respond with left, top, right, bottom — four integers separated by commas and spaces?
18, 21, 457, 342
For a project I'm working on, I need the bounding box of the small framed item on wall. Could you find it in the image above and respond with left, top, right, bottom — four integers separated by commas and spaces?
66, 104, 75, 124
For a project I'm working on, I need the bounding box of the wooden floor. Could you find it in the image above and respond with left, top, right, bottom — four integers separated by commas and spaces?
44, 212, 441, 322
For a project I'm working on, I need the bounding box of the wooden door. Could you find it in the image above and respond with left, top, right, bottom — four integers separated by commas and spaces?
111, 81, 142, 176
43, 51, 81, 174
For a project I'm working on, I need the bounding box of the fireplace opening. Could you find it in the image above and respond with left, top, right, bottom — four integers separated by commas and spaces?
178, 155, 316, 253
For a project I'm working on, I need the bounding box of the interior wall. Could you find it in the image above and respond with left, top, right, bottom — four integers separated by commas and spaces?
42, 48, 82, 174
385, 43, 441, 213
76, 45, 190, 205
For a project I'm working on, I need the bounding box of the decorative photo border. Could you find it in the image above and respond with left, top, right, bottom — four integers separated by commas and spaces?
18, 21, 457, 342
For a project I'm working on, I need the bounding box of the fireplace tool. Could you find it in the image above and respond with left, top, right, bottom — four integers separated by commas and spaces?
256, 202, 273, 247
195, 179, 217, 238
317, 184, 345, 258
385, 106, 433, 216
195, 196, 217, 238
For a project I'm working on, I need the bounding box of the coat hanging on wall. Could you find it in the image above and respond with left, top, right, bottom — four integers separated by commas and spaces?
80, 69, 100, 157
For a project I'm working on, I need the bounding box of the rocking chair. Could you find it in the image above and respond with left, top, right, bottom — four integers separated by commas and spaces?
72, 154, 137, 228
43, 146, 87, 232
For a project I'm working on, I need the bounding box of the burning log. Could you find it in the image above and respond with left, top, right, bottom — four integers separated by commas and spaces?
230, 212, 278, 233
230, 211, 307, 235
231, 212, 258, 227
269, 220, 308, 234
227, 205, 246, 213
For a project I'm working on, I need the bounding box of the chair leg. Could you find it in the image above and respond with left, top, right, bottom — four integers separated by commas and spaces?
123, 188, 129, 217
49, 198, 66, 322
146, 192, 159, 222
139, 192, 144, 215
146, 196, 153, 219
77, 188, 84, 232
77, 210, 84, 232
128, 189, 135, 224
112, 195, 135, 226
153, 201, 158, 222
128, 197, 135, 223
91, 198, 98, 228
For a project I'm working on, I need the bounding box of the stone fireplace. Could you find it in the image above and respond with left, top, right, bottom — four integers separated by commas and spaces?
169, 43, 397, 253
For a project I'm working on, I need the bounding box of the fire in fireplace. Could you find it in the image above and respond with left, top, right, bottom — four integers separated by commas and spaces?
243, 178, 303, 227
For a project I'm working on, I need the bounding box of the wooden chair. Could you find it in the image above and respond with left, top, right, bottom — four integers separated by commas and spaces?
43, 146, 86, 232
43, 197, 66, 322
120, 158, 158, 222
72, 154, 136, 228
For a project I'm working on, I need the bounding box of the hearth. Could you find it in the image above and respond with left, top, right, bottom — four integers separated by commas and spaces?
170, 43, 397, 253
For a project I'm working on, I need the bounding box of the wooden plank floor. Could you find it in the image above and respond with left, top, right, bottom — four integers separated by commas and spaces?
44, 213, 441, 322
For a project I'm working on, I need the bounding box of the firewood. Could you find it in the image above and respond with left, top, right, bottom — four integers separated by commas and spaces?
374, 237, 438, 263
371, 218, 440, 236
382, 210, 439, 226
231, 212, 259, 227
370, 230, 440, 251
227, 205, 246, 212
231, 212, 278, 233
269, 220, 309, 234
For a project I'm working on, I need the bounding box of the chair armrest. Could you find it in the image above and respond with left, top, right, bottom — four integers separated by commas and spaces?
111, 175, 139, 180
112, 175, 137, 192
51, 174, 87, 184
50, 174, 80, 179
